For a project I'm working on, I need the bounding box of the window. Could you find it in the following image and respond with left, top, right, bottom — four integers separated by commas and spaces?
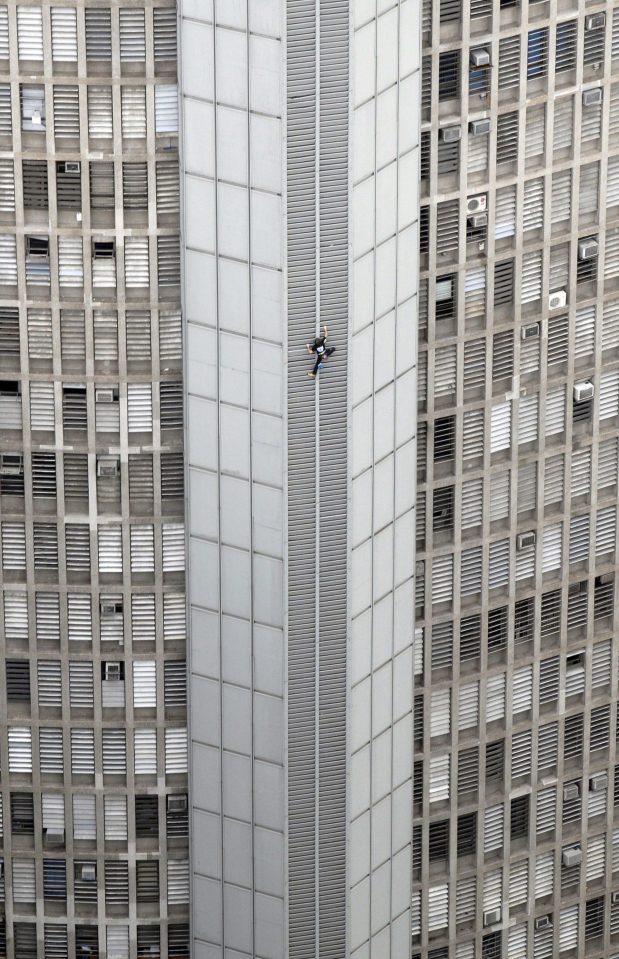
439, 51, 460, 101
527, 28, 548, 80
555, 20, 577, 73
135, 796, 159, 837
6, 660, 30, 702
21, 85, 45, 131
22, 160, 47, 209
11, 793, 34, 834
510, 795, 530, 840
434, 416, 455, 461
457, 812, 477, 856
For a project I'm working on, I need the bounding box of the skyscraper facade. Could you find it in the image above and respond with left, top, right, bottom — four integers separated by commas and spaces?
415, 0, 619, 957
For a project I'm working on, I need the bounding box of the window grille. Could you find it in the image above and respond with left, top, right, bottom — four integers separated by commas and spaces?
11, 792, 34, 834
23, 159, 47, 208
75, 928, 99, 958
496, 111, 518, 164
14, 924, 36, 958
168, 925, 190, 959
584, 21, 605, 67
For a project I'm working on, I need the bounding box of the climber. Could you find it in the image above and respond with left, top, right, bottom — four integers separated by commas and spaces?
306, 325, 336, 378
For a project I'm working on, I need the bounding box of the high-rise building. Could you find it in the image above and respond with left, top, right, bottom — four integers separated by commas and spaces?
6, 0, 619, 958
415, 0, 619, 957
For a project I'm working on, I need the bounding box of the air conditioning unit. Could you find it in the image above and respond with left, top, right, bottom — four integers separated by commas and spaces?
590, 772, 608, 792
582, 88, 602, 107
562, 846, 582, 868
97, 456, 119, 478
517, 531, 536, 551
470, 118, 491, 136
535, 916, 552, 931
578, 238, 599, 260
521, 323, 540, 341
573, 381, 594, 403
483, 908, 501, 927
467, 194, 487, 214
95, 388, 115, 404
612, 893, 619, 906
470, 48, 490, 68
104, 662, 122, 681
168, 795, 188, 814
585, 12, 606, 30
563, 781, 580, 802
439, 125, 461, 143
45, 828, 65, 844
80, 864, 96, 882
467, 212, 487, 230
548, 290, 567, 310
64, 161, 81, 174
100, 600, 122, 617
0, 453, 23, 476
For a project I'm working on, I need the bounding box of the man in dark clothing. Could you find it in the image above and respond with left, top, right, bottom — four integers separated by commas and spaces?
306, 325, 335, 378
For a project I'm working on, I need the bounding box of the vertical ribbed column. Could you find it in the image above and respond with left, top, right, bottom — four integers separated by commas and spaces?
286, 2, 319, 957
317, 1, 350, 956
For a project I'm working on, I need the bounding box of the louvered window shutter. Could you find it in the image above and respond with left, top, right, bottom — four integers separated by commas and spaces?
27, 308, 52, 358
3, 593, 28, 642
551, 169, 571, 224
154, 8, 177, 61
461, 546, 482, 596
72, 795, 96, 839
511, 729, 532, 779
464, 267, 485, 320
509, 859, 528, 907
499, 36, 520, 88
90, 161, 114, 210
462, 408, 484, 461
67, 594, 92, 644
553, 96, 573, 152
36, 592, 60, 644
98, 526, 123, 573
512, 665, 533, 713
93, 310, 118, 362
107, 926, 129, 959
0, 7, 7, 59
167, 860, 189, 905
104, 795, 127, 840
105, 861, 129, 910
599, 369, 619, 419
127, 384, 153, 432
58, 236, 84, 287
525, 104, 545, 160
95, 388, 120, 432
608, 156, 619, 210
102, 728, 127, 776
157, 235, 181, 286
0, 159, 15, 212
165, 727, 187, 774
542, 523, 562, 573
579, 162, 599, 216
431, 553, 453, 605
30, 382, 56, 432
598, 437, 618, 488
571, 447, 591, 497
0, 234, 18, 284
521, 250, 542, 304
42, 793, 65, 834
164, 662, 186, 709
434, 345, 456, 398
164, 594, 186, 642
130, 525, 155, 573
21, 84, 46, 130
85, 7, 111, 61
461, 478, 482, 529
2, 522, 26, 569
17, 6, 43, 60
155, 84, 179, 134
484, 804, 504, 853
606, 229, 619, 282
490, 470, 509, 521
545, 385, 566, 434
133, 660, 157, 708
523, 177, 544, 232
51, 7, 77, 61
100, 593, 124, 645
37, 661, 62, 707
430, 687, 450, 738
125, 237, 150, 288
126, 310, 152, 361
592, 639, 612, 689
119, 8, 145, 62
518, 394, 538, 445
23, 158, 47, 208
457, 681, 478, 730
71, 728, 95, 774
60, 310, 85, 362
65, 524, 90, 572
596, 505, 616, 559
134, 728, 157, 775
495, 185, 516, 238
162, 524, 185, 572
427, 883, 449, 931
156, 160, 180, 218
33, 523, 59, 570
87, 86, 113, 138
53, 86, 80, 139
122, 161, 148, 210
467, 128, 488, 173
121, 87, 147, 138
489, 539, 509, 589
39, 728, 63, 774
582, 97, 602, 142
12, 859, 35, 902
486, 674, 505, 722
69, 661, 94, 708
490, 401, 511, 452
160, 309, 182, 360
0, 84, 11, 135
8, 726, 32, 772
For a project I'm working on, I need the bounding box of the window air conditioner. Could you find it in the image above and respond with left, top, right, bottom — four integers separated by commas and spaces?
521, 323, 540, 340
516, 531, 536, 551
64, 161, 81, 174
45, 828, 65, 844
578, 238, 599, 260
573, 381, 594, 403
612, 893, 619, 906
548, 290, 567, 310
104, 662, 122, 681
0, 453, 23, 476
0, 381, 20, 397
439, 125, 461, 143
562, 846, 582, 868
27, 236, 49, 258
535, 916, 552, 931
590, 772, 608, 792
470, 48, 490, 68
167, 795, 188, 814
467, 212, 487, 229
467, 194, 487, 214
563, 782, 580, 802
483, 908, 501, 927
585, 12, 606, 29
97, 456, 119, 478
81, 864, 96, 882
95, 388, 115, 404
582, 88, 602, 107
100, 601, 122, 617
470, 118, 491, 136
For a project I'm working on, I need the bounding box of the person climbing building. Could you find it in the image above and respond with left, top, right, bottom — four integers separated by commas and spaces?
306, 325, 336, 378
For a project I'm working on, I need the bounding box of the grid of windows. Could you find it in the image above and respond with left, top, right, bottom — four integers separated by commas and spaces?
0, 3, 185, 955
416, 0, 619, 955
